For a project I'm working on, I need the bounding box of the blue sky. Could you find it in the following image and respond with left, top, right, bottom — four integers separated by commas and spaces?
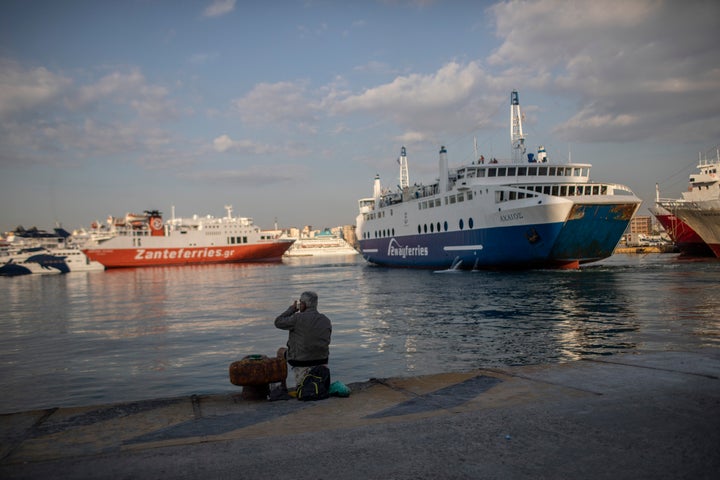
1, 0, 719, 233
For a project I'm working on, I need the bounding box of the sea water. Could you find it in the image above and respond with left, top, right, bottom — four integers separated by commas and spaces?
1, 254, 718, 414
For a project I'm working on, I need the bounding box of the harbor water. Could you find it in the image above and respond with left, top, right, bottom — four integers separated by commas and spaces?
1, 253, 718, 414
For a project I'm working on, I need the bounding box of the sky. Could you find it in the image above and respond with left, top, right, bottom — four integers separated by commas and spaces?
1, 0, 719, 233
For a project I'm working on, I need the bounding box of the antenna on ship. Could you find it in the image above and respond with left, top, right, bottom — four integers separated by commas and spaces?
510, 90, 526, 164
399, 146, 410, 189
225, 205, 233, 219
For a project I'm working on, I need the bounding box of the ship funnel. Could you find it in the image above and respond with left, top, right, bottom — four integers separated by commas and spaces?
438, 146, 448, 194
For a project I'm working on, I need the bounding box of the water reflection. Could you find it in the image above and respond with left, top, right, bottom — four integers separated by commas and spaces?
1, 254, 718, 413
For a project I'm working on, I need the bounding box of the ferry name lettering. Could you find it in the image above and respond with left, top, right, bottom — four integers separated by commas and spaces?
500, 212, 523, 222
134, 248, 231, 260
387, 242, 428, 258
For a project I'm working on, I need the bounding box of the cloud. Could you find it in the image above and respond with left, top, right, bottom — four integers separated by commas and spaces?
203, 0, 236, 18
0, 60, 182, 167
0, 59, 72, 120
488, 0, 720, 143
212, 134, 312, 157
232, 81, 320, 127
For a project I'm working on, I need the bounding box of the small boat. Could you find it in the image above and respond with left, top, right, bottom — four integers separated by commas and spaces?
284, 229, 358, 257
0, 257, 62, 276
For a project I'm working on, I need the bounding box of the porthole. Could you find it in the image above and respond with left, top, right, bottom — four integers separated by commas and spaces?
444, 221, 448, 231
459, 219, 464, 230
430, 223, 434, 232
418, 225, 421, 234
436, 222, 441, 232
469, 218, 474, 229
424, 224, 428, 233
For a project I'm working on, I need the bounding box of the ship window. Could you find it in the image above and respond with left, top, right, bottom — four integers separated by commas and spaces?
601, 185, 607, 194
528, 167, 537, 175
430, 223, 434, 232
436, 222, 441, 232
468, 218, 474, 229
243, 236, 247, 243
568, 186, 575, 195
560, 186, 567, 196
593, 185, 599, 195
498, 168, 506, 176
549, 167, 556, 175
477, 169, 485, 177
444, 221, 448, 231
507, 167, 516, 176
457, 193, 464, 202
392, 228, 395, 235
543, 186, 551, 195
488, 168, 496, 177
509, 191, 516, 200
467, 191, 472, 200
424, 224, 428, 233
435, 199, 441, 207
449, 196, 456, 204
539, 167, 548, 175
552, 186, 559, 196
459, 218, 464, 230
518, 167, 527, 176
418, 225, 421, 234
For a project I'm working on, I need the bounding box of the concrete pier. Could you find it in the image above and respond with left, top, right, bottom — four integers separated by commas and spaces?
2, 349, 719, 479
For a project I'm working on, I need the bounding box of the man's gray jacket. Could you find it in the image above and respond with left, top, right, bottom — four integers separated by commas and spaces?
275, 306, 332, 366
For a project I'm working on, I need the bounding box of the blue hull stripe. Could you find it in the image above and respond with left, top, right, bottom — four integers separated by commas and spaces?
360, 221, 565, 269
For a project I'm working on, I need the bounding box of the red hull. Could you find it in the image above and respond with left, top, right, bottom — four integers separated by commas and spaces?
652, 212, 713, 256
82, 242, 293, 268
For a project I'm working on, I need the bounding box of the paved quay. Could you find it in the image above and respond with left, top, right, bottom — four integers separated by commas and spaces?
1, 349, 719, 479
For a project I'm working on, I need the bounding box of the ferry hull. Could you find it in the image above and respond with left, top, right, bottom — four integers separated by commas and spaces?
359, 221, 565, 269
650, 207, 712, 256
551, 202, 641, 264
83, 242, 293, 268
669, 204, 720, 258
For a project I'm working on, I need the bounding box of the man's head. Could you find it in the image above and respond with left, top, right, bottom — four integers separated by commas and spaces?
299, 291, 318, 309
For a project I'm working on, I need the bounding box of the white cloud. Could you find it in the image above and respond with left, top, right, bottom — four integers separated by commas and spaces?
212, 134, 312, 157
0, 59, 72, 120
488, 0, 720, 143
203, 0, 235, 18
232, 81, 320, 127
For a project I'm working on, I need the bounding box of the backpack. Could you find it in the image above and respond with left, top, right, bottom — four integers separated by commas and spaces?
296, 365, 331, 401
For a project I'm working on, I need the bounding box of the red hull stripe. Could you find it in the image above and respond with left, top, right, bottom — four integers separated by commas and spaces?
82, 243, 292, 268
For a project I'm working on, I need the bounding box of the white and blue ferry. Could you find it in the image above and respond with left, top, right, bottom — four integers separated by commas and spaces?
355, 91, 641, 269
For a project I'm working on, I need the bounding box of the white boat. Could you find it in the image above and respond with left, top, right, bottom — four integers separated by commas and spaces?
81, 206, 294, 268
1, 227, 105, 275
0, 255, 63, 276
355, 91, 642, 270
657, 146, 720, 257
284, 229, 358, 257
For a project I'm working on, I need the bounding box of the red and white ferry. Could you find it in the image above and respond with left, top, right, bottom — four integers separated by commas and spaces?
81, 206, 294, 268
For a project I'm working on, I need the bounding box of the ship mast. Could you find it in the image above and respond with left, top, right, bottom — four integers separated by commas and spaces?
399, 146, 409, 189
510, 90, 526, 163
